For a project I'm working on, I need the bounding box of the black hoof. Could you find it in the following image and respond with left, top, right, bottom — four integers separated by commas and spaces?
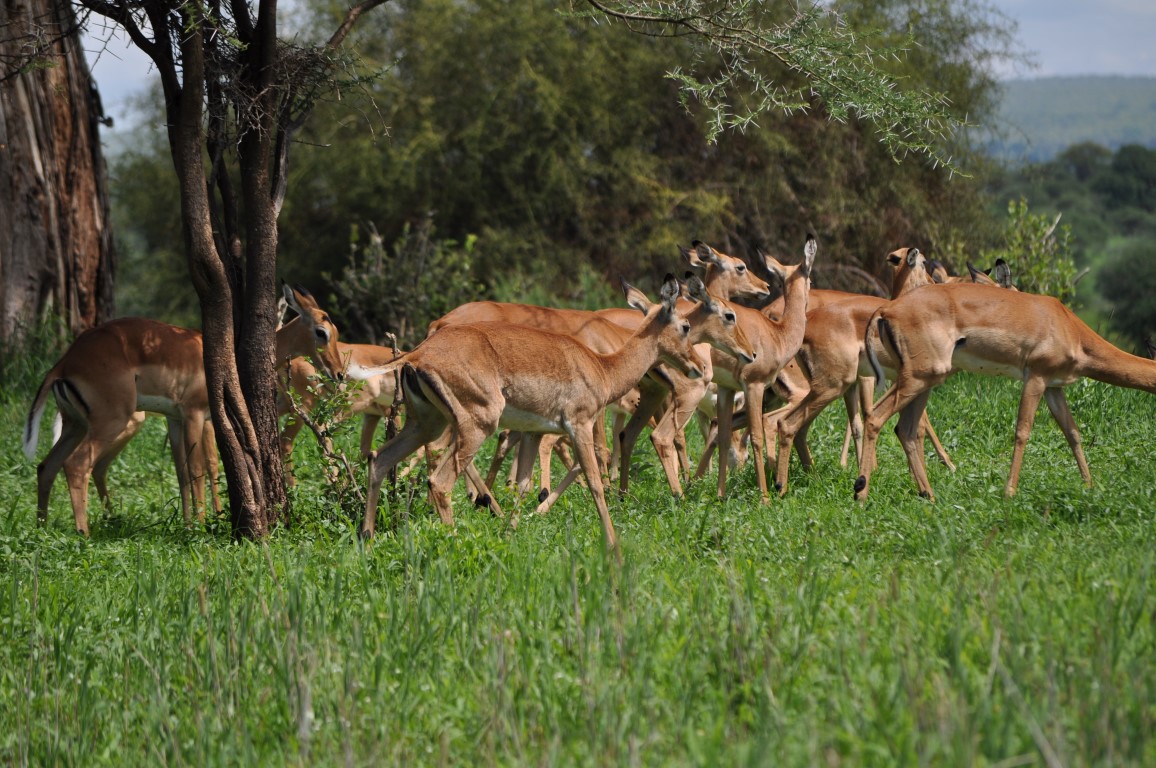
473, 493, 491, 509
774, 481, 783, 493
918, 491, 931, 499
538, 488, 549, 504
853, 476, 867, 494
358, 527, 374, 541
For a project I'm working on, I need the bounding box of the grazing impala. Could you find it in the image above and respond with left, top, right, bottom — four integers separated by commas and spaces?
24, 285, 343, 534
360, 275, 703, 551
852, 282, 1156, 501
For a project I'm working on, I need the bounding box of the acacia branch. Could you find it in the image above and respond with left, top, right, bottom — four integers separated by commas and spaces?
326, 0, 395, 50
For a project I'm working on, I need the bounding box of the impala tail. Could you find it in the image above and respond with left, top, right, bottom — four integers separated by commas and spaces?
864, 311, 894, 389
23, 370, 58, 460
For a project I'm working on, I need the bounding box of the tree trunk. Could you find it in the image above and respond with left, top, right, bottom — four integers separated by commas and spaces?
0, 0, 115, 344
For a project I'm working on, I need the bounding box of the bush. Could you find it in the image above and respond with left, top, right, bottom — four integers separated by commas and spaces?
982, 198, 1078, 302
325, 219, 483, 347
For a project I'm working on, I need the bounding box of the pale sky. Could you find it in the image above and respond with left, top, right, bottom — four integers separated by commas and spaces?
81, 2, 1156, 131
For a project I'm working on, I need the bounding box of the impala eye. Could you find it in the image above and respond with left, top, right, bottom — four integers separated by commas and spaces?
724, 311, 736, 323
736, 265, 746, 273
314, 327, 330, 343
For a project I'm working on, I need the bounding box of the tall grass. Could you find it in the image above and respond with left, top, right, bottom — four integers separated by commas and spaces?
2, 372, 1154, 766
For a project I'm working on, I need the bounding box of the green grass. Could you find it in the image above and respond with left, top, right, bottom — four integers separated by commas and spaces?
2, 371, 1154, 766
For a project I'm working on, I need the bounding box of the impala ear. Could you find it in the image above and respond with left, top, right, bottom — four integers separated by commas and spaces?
680, 243, 703, 271
692, 240, 719, 268
621, 279, 652, 314
905, 248, 921, 268
802, 234, 817, 277
659, 273, 680, 312
992, 258, 1014, 289
685, 274, 713, 308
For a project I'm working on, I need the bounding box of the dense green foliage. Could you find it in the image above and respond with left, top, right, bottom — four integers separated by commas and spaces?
985, 76, 1156, 164
988, 142, 1156, 347
109, 0, 1016, 339
5, 349, 1156, 764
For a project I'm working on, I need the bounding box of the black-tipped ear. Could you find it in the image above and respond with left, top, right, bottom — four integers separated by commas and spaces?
801, 236, 817, 276
659, 273, 680, 309
992, 258, 1014, 288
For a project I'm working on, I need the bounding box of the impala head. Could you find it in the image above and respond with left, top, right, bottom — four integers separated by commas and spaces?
680, 240, 772, 303
762, 234, 817, 296
280, 283, 344, 380
622, 274, 705, 380
684, 275, 756, 365
886, 246, 933, 297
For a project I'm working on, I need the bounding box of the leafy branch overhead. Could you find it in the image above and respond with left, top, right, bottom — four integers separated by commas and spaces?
579, 0, 960, 167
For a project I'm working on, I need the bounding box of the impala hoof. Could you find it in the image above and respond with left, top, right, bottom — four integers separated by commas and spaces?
918, 490, 931, 500
473, 493, 491, 509
853, 476, 867, 495
538, 488, 549, 504
358, 527, 374, 541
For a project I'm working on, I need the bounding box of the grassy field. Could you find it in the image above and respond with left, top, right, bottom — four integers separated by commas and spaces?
1, 365, 1154, 766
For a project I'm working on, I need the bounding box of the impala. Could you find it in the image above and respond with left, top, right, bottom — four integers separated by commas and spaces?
360, 275, 704, 551
769, 247, 951, 495
707, 236, 816, 500
603, 240, 771, 497
24, 285, 343, 534
852, 282, 1156, 501
279, 339, 405, 466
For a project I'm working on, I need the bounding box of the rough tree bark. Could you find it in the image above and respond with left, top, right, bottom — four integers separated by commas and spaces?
0, 0, 115, 345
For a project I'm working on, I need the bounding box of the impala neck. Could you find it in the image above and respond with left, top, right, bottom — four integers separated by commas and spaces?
1079, 324, 1156, 394
597, 312, 671, 403
772, 272, 809, 350
274, 317, 305, 360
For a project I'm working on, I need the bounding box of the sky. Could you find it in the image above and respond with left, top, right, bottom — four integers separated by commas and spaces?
81, 2, 1156, 131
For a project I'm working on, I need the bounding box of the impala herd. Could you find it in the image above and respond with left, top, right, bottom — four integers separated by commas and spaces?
22, 238, 1156, 550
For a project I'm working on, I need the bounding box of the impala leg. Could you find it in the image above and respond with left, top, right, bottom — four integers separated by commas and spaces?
183, 411, 209, 523
715, 389, 736, 498
693, 419, 718, 480
38, 419, 86, 530
428, 425, 490, 527
894, 390, 935, 500
535, 465, 583, 515
359, 413, 384, 459
592, 410, 610, 479
363, 420, 445, 538
485, 431, 518, 488
569, 426, 619, 555
617, 387, 665, 495
1006, 376, 1047, 497
649, 402, 689, 497
92, 411, 147, 511
1043, 387, 1092, 488
537, 434, 558, 502
744, 382, 770, 501
513, 433, 542, 497
463, 461, 504, 519
165, 417, 195, 525
203, 421, 222, 516
64, 413, 130, 535
839, 383, 860, 468
608, 412, 627, 483
856, 374, 930, 501
921, 413, 956, 471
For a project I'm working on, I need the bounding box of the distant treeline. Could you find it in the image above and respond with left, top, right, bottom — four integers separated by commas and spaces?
983, 76, 1156, 164
989, 141, 1156, 349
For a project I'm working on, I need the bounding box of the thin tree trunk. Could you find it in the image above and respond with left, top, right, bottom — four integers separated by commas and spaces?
0, 0, 115, 344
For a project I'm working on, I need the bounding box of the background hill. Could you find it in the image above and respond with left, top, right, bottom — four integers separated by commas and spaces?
985, 76, 1156, 163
